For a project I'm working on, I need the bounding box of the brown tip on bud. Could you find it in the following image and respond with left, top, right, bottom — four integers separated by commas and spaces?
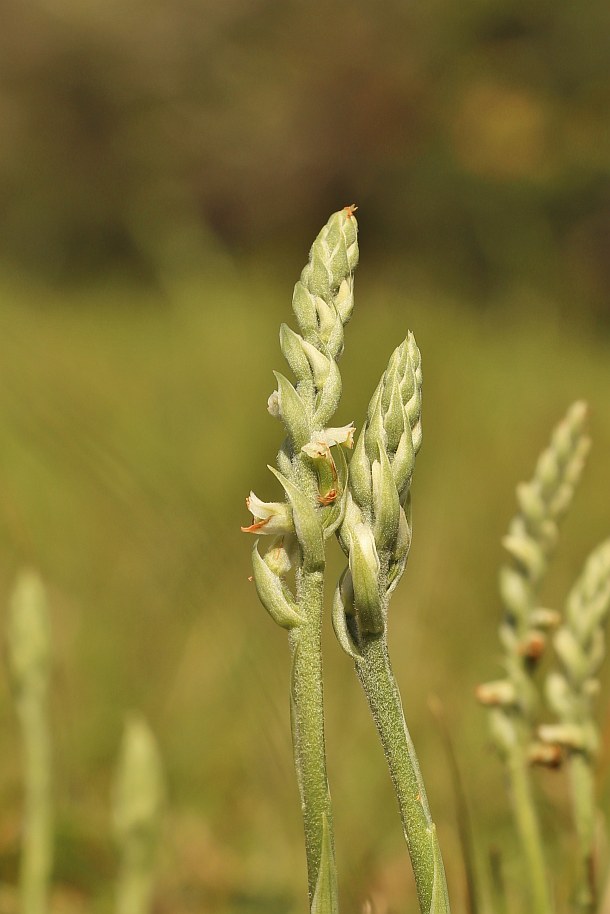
528, 742, 563, 769
475, 680, 516, 707
247, 576, 253, 582
518, 631, 546, 661
344, 204, 358, 218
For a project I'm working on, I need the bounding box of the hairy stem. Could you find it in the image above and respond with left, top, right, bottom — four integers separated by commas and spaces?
356, 636, 449, 914
289, 567, 336, 906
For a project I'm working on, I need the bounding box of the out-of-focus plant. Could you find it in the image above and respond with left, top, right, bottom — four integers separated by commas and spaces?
5, 572, 165, 914
538, 539, 610, 913
7, 570, 53, 914
112, 714, 165, 914
478, 404, 610, 914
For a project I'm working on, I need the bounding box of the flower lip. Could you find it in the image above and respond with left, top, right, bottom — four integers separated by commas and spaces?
241, 492, 294, 535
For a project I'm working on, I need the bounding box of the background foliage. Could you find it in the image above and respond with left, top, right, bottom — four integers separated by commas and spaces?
0, 1, 609, 911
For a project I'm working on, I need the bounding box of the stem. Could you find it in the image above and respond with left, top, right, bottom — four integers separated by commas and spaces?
355, 635, 450, 914
568, 752, 596, 913
116, 852, 155, 914
504, 740, 551, 914
289, 566, 337, 909
17, 689, 52, 914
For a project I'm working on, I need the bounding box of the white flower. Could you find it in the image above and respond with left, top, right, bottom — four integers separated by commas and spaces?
241, 492, 294, 535
319, 423, 355, 448
267, 390, 280, 418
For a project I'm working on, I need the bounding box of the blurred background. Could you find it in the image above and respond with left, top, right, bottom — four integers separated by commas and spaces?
0, 0, 609, 911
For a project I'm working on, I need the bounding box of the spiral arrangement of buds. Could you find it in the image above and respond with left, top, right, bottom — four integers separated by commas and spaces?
333, 333, 422, 655
477, 401, 590, 748
477, 402, 591, 914
242, 206, 359, 913
330, 336, 450, 914
540, 539, 610, 757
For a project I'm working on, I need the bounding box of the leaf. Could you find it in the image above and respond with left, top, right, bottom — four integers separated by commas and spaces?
311, 813, 338, 914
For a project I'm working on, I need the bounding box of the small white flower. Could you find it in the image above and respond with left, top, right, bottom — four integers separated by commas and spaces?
267, 390, 280, 418
241, 492, 294, 535
319, 423, 355, 448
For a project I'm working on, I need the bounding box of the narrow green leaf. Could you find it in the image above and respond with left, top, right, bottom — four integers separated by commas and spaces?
311, 813, 338, 914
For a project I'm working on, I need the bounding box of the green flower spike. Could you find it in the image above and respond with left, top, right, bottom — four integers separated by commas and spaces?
477, 401, 590, 914
334, 337, 451, 914
243, 206, 359, 914
539, 538, 610, 912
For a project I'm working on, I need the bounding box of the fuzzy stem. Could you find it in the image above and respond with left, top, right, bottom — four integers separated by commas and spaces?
16, 689, 52, 914
568, 752, 596, 913
505, 738, 551, 914
355, 635, 449, 914
289, 567, 337, 906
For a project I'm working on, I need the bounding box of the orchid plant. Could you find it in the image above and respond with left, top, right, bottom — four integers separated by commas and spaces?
242, 207, 450, 914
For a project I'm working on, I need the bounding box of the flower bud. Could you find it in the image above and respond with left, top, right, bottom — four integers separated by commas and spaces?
372, 448, 400, 553
291, 281, 318, 339
251, 542, 303, 629
280, 323, 313, 381
349, 523, 383, 634
273, 371, 311, 450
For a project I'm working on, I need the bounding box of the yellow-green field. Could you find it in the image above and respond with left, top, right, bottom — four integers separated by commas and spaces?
0, 259, 609, 913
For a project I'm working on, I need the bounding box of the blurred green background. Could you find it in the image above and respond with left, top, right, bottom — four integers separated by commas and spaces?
0, 1, 609, 911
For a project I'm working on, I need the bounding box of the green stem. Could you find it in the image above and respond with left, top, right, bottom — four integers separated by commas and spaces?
505, 741, 551, 914
289, 566, 337, 910
569, 752, 596, 913
116, 853, 155, 914
17, 690, 52, 914
355, 635, 450, 914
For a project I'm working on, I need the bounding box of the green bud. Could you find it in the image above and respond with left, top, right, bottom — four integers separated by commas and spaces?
273, 372, 311, 450
502, 534, 546, 580
545, 671, 573, 718
263, 536, 294, 577
384, 380, 405, 454
280, 323, 314, 381
515, 482, 547, 523
300, 339, 331, 388
332, 570, 361, 659
554, 628, 589, 685
335, 277, 354, 325
268, 466, 324, 571
372, 448, 400, 553
391, 429, 415, 498
499, 565, 530, 617
313, 358, 342, 427
349, 523, 383, 634
292, 281, 318, 339
364, 395, 386, 464
307, 249, 332, 300
326, 314, 345, 360
348, 431, 373, 511
252, 543, 303, 628
387, 504, 412, 593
